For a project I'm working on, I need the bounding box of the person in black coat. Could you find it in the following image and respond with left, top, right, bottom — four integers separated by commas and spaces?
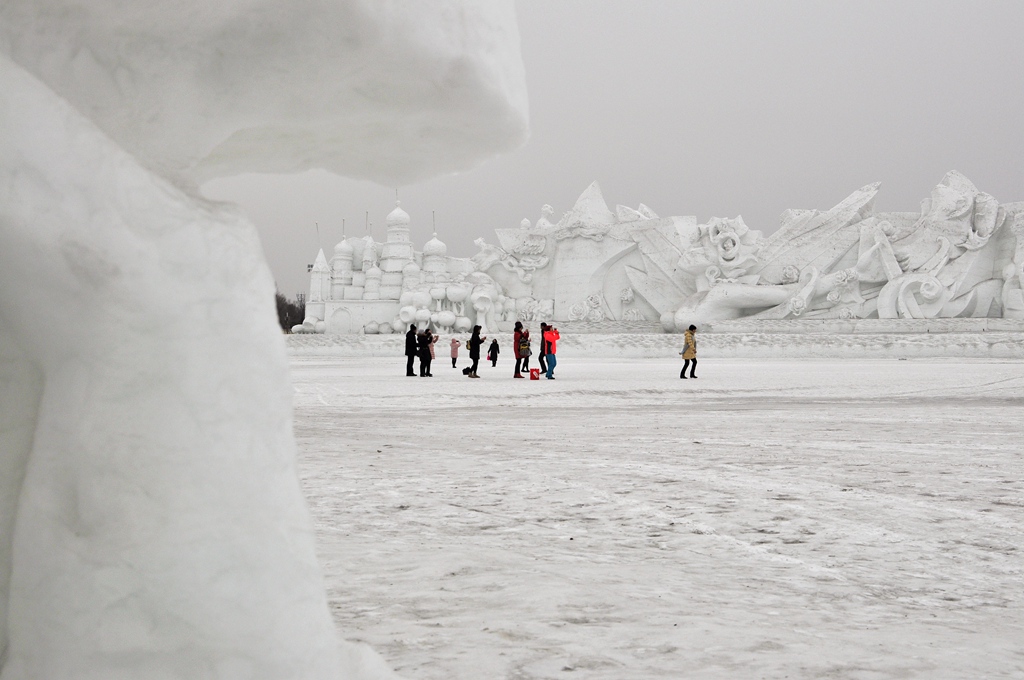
418, 328, 434, 377
466, 325, 485, 378
405, 324, 417, 376
488, 338, 499, 367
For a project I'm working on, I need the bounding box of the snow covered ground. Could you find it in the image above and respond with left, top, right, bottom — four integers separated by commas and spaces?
287, 331, 1024, 359
291, 355, 1024, 679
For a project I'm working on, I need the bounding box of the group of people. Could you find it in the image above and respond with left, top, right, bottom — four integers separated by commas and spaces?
512, 321, 560, 379
405, 324, 439, 377
404, 323, 491, 378
404, 322, 561, 380
405, 321, 696, 381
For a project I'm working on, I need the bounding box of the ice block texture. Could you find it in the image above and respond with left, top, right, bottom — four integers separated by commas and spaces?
0, 0, 529, 187
0, 1, 527, 678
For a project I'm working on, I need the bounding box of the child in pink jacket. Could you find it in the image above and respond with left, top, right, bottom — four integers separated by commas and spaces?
449, 337, 461, 368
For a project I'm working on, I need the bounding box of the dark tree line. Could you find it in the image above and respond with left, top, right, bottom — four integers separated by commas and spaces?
276, 292, 305, 331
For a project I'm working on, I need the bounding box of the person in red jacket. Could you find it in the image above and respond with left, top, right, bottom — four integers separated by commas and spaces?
543, 326, 560, 379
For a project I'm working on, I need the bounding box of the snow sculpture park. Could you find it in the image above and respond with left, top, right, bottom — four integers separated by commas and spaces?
0, 2, 525, 678
2, 2, 1023, 680
300, 173, 1024, 337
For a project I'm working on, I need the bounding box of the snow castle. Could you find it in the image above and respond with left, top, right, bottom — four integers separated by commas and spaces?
303, 172, 1024, 334
299, 202, 487, 335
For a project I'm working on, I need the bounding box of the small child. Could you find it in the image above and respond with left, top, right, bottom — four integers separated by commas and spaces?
450, 337, 461, 368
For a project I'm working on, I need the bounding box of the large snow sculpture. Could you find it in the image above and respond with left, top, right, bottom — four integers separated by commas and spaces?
0, 2, 527, 678
463, 175, 1023, 332
307, 176, 1023, 335
670, 172, 1021, 327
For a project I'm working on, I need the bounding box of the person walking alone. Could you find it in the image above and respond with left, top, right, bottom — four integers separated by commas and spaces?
488, 338, 500, 367
543, 325, 560, 379
679, 324, 698, 379
467, 325, 485, 378
405, 324, 418, 376
450, 337, 461, 368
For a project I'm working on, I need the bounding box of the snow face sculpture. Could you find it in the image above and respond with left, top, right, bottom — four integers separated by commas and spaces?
0, 2, 527, 678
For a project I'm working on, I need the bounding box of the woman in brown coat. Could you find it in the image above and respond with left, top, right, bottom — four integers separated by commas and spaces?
679, 324, 697, 379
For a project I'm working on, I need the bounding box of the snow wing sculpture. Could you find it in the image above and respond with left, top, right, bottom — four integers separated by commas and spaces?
0, 2, 527, 678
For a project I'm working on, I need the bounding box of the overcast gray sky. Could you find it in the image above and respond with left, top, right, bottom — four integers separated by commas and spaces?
204, 0, 1024, 299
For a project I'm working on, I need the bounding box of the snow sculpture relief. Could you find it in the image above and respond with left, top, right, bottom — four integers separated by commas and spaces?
666, 172, 1021, 328
313, 174, 1020, 334
0, 2, 527, 678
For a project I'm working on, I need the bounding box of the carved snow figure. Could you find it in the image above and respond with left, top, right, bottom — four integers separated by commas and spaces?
0, 1, 527, 678
870, 172, 1009, 319
669, 173, 1021, 326
466, 272, 502, 334
536, 204, 557, 230
470, 237, 541, 298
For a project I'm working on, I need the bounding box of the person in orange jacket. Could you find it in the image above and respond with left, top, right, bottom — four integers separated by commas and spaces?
543, 325, 560, 379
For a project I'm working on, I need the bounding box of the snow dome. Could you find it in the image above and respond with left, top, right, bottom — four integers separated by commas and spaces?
422, 233, 449, 275
334, 239, 354, 258
424, 233, 448, 257
387, 204, 412, 228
